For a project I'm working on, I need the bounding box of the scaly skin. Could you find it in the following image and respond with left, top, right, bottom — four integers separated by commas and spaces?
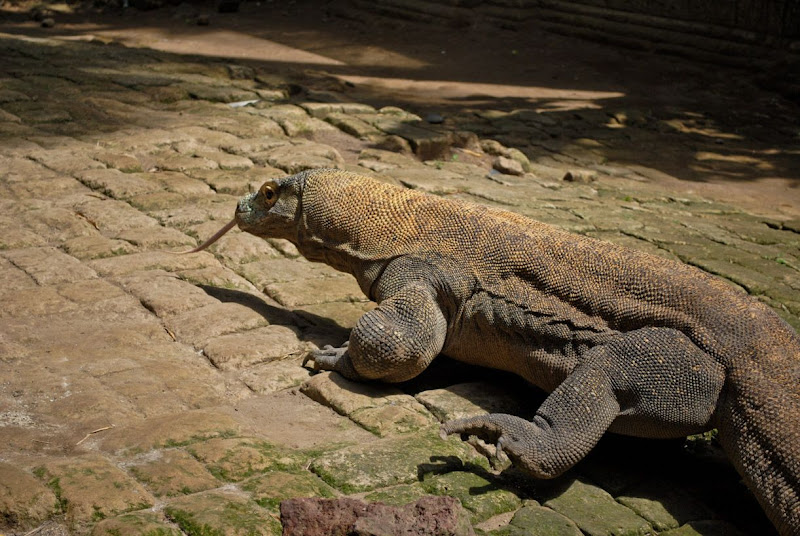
228, 169, 799, 535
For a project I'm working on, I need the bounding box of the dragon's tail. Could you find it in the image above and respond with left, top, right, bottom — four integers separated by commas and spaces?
716, 345, 800, 536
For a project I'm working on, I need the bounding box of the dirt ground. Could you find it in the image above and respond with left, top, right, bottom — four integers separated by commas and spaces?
1, 0, 799, 218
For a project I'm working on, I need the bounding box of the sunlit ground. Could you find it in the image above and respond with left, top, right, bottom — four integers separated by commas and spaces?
1, 0, 798, 216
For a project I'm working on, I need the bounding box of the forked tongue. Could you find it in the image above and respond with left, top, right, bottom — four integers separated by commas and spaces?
173, 218, 237, 254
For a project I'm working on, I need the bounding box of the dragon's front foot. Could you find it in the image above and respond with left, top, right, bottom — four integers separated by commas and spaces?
441, 414, 550, 477
302, 341, 361, 379
304, 341, 349, 371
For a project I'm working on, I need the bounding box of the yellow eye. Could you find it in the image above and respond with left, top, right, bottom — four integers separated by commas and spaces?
259, 181, 278, 205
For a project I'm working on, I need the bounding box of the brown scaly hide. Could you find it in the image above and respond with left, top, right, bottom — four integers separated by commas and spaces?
236, 169, 799, 535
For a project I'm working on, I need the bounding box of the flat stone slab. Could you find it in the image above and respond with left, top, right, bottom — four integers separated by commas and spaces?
616, 478, 715, 532
63, 234, 137, 260
258, 142, 344, 174
202, 324, 306, 370
98, 409, 244, 455
125, 449, 220, 498
544, 479, 653, 536
0, 463, 59, 531
237, 257, 338, 288
163, 301, 271, 346
75, 168, 159, 199
421, 470, 523, 523
241, 471, 337, 512
416, 382, 530, 422
2, 247, 97, 285
231, 391, 372, 449
657, 520, 747, 536
187, 437, 309, 482
164, 489, 280, 536
490, 504, 583, 536
88, 250, 219, 277
91, 511, 182, 536
238, 357, 313, 393
302, 372, 436, 436
265, 274, 368, 307
33, 454, 154, 526
177, 265, 261, 293
309, 431, 483, 493
116, 270, 219, 316
302, 372, 418, 416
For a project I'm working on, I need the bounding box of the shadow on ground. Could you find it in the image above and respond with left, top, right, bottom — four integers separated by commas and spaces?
2, 0, 799, 197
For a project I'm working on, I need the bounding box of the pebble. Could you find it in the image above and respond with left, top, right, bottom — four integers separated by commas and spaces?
562, 170, 597, 183
426, 113, 444, 124
492, 155, 524, 176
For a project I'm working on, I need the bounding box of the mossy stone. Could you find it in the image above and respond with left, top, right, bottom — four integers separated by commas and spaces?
91, 511, 182, 536
422, 471, 522, 523
310, 431, 485, 493
164, 490, 279, 536
240, 471, 336, 511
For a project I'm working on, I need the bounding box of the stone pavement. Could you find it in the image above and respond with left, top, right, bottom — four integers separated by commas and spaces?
0, 26, 798, 536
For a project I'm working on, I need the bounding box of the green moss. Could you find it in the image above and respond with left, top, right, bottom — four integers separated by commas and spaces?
192, 439, 309, 482
45, 477, 68, 513
162, 429, 238, 449
422, 471, 522, 523
165, 493, 279, 536
309, 431, 482, 494
93, 512, 183, 536
165, 508, 223, 536
363, 483, 429, 506
241, 471, 336, 512
92, 505, 107, 521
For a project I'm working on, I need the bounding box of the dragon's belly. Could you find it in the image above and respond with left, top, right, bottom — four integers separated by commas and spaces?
443, 291, 614, 392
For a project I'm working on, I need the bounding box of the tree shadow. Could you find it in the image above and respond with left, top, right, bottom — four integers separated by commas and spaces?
1, 0, 797, 191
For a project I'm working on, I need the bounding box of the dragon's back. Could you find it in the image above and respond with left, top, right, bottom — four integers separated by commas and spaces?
304, 170, 768, 361
297, 169, 799, 533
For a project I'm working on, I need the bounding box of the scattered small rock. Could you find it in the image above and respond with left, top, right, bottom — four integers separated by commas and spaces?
449, 130, 481, 152
493, 155, 524, 176
227, 64, 255, 80
562, 170, 598, 183
426, 113, 445, 124
30, 7, 53, 21
375, 135, 413, 154
280, 496, 474, 536
379, 106, 407, 115
40, 17, 55, 28
480, 139, 506, 156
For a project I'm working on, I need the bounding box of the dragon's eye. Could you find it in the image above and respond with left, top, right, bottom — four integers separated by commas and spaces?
259, 181, 278, 206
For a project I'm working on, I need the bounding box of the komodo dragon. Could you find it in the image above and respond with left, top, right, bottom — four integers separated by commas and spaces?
189, 168, 799, 535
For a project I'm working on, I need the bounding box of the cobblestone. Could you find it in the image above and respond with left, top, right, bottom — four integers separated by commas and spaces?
0, 14, 795, 536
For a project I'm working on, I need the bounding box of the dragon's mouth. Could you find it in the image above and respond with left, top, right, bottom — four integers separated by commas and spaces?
233, 192, 258, 228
